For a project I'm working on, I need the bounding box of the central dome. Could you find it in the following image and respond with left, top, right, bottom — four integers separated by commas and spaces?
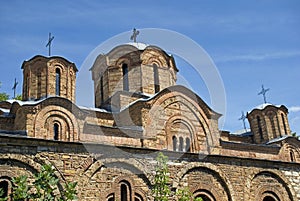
90, 43, 178, 110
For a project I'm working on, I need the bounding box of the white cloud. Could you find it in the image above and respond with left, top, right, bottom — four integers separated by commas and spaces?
216, 51, 300, 63
289, 106, 300, 113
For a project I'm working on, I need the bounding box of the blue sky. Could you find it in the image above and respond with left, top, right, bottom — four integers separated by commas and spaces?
0, 0, 299, 134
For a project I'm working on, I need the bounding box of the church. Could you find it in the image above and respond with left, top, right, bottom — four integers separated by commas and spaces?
0, 37, 300, 201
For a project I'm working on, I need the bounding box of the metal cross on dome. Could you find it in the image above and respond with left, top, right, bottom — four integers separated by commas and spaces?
238, 111, 247, 131
12, 78, 18, 99
46, 32, 54, 56
130, 28, 139, 42
258, 84, 270, 104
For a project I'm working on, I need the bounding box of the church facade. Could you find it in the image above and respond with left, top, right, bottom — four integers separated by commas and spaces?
0, 42, 299, 201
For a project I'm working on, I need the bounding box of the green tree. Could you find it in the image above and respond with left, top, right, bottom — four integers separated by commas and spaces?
152, 152, 171, 201
11, 175, 29, 201
11, 164, 77, 201
177, 187, 203, 201
14, 94, 22, 100
177, 187, 192, 201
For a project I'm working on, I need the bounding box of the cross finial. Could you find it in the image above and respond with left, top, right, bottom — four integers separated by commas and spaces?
258, 84, 270, 104
130, 28, 139, 42
238, 111, 247, 131
46, 32, 54, 56
12, 78, 18, 99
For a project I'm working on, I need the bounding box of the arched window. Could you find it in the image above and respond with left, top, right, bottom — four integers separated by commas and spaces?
120, 181, 131, 201
122, 64, 129, 91
134, 193, 144, 201
186, 137, 191, 152
196, 195, 212, 201
0, 180, 10, 199
290, 150, 295, 162
100, 76, 104, 103
107, 193, 114, 201
172, 136, 177, 151
194, 190, 215, 201
153, 64, 160, 93
257, 116, 263, 140
263, 196, 276, 201
54, 123, 59, 140
55, 68, 61, 96
37, 72, 42, 98
179, 137, 184, 152
281, 113, 288, 134
27, 74, 30, 99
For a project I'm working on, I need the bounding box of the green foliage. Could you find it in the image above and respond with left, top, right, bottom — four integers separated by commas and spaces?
11, 164, 77, 201
0, 188, 8, 201
11, 175, 30, 201
177, 187, 192, 201
0, 93, 9, 102
0, 82, 10, 101
14, 94, 22, 100
152, 152, 171, 201
176, 187, 203, 201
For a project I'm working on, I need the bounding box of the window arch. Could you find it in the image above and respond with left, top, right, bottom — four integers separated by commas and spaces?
290, 150, 295, 162
153, 63, 160, 93
261, 192, 280, 201
37, 72, 42, 98
55, 68, 61, 96
120, 181, 131, 201
194, 190, 216, 201
263, 196, 276, 201
281, 113, 288, 134
186, 137, 191, 152
134, 193, 144, 201
54, 123, 59, 140
107, 193, 114, 201
179, 137, 184, 152
0, 178, 11, 200
100, 75, 104, 103
122, 63, 129, 91
257, 116, 263, 140
172, 136, 177, 151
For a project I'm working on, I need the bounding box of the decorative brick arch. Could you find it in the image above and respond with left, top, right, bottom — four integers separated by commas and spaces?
280, 141, 300, 162
165, 114, 201, 152
84, 159, 150, 201
145, 91, 216, 150
175, 163, 234, 201
0, 153, 68, 196
33, 105, 79, 141
142, 48, 170, 68
85, 158, 152, 186
245, 170, 296, 201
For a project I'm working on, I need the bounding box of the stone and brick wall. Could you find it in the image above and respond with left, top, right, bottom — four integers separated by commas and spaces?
0, 135, 299, 201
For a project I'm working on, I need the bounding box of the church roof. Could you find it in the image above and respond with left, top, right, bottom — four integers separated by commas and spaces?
21, 55, 78, 71
126, 42, 149, 50
248, 103, 288, 115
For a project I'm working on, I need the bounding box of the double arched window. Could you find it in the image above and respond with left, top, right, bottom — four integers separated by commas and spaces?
107, 180, 144, 201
